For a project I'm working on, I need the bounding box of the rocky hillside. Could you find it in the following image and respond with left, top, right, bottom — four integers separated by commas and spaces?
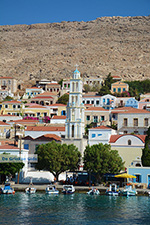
0, 16, 150, 85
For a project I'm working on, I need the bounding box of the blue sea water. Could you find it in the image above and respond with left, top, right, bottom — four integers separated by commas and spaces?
0, 193, 150, 225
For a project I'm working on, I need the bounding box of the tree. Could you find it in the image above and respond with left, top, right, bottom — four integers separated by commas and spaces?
83, 143, 124, 183
0, 154, 24, 181
99, 85, 111, 96
83, 84, 91, 93
57, 93, 69, 105
104, 73, 114, 89
141, 127, 150, 166
35, 141, 81, 181
58, 79, 63, 87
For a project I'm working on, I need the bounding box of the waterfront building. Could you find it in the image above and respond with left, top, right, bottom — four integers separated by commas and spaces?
24, 87, 44, 99
111, 107, 150, 135
29, 92, 58, 106
125, 98, 139, 109
128, 167, 150, 188
0, 100, 23, 116
48, 103, 67, 117
50, 115, 66, 124
88, 126, 116, 146
22, 134, 61, 154
111, 81, 129, 94
25, 126, 65, 139
22, 104, 50, 118
85, 107, 110, 126
138, 97, 150, 110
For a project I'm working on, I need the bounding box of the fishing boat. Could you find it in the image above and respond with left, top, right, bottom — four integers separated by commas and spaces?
0, 183, 15, 194
62, 185, 75, 194
106, 183, 119, 196
122, 185, 137, 196
45, 185, 59, 195
25, 186, 36, 194
87, 188, 100, 195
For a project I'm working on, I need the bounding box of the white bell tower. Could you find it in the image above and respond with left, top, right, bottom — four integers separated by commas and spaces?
65, 65, 84, 139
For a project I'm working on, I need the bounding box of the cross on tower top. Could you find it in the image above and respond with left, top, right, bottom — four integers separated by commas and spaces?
75, 64, 79, 70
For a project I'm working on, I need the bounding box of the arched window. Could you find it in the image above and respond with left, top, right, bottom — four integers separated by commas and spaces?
128, 140, 131, 145
72, 125, 74, 137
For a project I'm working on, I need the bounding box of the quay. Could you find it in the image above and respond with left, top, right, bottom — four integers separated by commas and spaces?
9, 184, 150, 196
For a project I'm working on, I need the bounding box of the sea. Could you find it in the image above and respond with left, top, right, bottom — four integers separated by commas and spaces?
0, 193, 150, 225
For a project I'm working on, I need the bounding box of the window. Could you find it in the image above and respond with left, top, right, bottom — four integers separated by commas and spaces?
18, 105, 20, 108
86, 115, 90, 121
103, 99, 105, 103
135, 174, 141, 183
93, 116, 98, 123
134, 131, 138, 134
144, 118, 148, 126
96, 100, 99, 105
124, 118, 128, 126
92, 133, 96, 138
133, 118, 138, 127
24, 144, 29, 149
44, 113, 47, 117
83, 101, 85, 104
91, 100, 94, 104
87, 100, 90, 104
68, 84, 70, 88
101, 116, 105, 121
37, 112, 40, 116
128, 140, 131, 145
13, 105, 16, 109
118, 88, 121, 93
123, 88, 126, 92
98, 133, 102, 136
113, 88, 116, 92
5, 105, 8, 108
124, 131, 128, 134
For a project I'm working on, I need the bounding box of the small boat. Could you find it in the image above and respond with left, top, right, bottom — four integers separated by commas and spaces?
87, 188, 100, 195
25, 186, 36, 194
122, 185, 137, 196
62, 185, 75, 194
106, 183, 119, 196
0, 183, 15, 194
45, 185, 59, 195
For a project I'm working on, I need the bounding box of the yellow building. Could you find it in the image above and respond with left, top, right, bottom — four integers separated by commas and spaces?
111, 81, 129, 94
0, 100, 23, 116
23, 104, 50, 118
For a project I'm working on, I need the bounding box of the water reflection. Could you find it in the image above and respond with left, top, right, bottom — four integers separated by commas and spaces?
0, 193, 150, 225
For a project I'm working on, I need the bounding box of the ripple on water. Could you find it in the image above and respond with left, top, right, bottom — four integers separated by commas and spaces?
0, 193, 150, 225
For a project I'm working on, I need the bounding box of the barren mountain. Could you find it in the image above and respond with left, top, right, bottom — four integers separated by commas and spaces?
0, 16, 150, 85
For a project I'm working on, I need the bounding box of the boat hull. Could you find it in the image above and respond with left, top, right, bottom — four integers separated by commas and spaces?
106, 191, 119, 196
25, 188, 36, 194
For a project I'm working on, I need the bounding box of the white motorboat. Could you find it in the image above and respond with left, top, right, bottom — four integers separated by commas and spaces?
0, 183, 15, 194
87, 188, 100, 195
25, 186, 36, 194
106, 183, 120, 196
45, 185, 59, 195
122, 185, 137, 196
62, 185, 75, 194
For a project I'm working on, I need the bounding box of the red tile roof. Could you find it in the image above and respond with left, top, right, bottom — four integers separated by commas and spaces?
3, 100, 22, 104
109, 134, 146, 143
89, 126, 112, 130
34, 134, 61, 141
50, 104, 67, 106
32, 96, 53, 99
85, 107, 109, 111
26, 126, 65, 131
52, 116, 66, 120
0, 144, 19, 150
0, 121, 10, 126
111, 107, 150, 114
0, 77, 14, 79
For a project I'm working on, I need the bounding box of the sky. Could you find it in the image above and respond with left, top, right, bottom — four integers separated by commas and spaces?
0, 0, 150, 26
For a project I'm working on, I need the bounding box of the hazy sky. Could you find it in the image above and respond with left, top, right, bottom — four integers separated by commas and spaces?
0, 0, 150, 25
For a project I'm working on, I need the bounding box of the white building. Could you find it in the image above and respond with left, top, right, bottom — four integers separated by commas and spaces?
88, 126, 117, 146
25, 126, 65, 139
50, 115, 66, 124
